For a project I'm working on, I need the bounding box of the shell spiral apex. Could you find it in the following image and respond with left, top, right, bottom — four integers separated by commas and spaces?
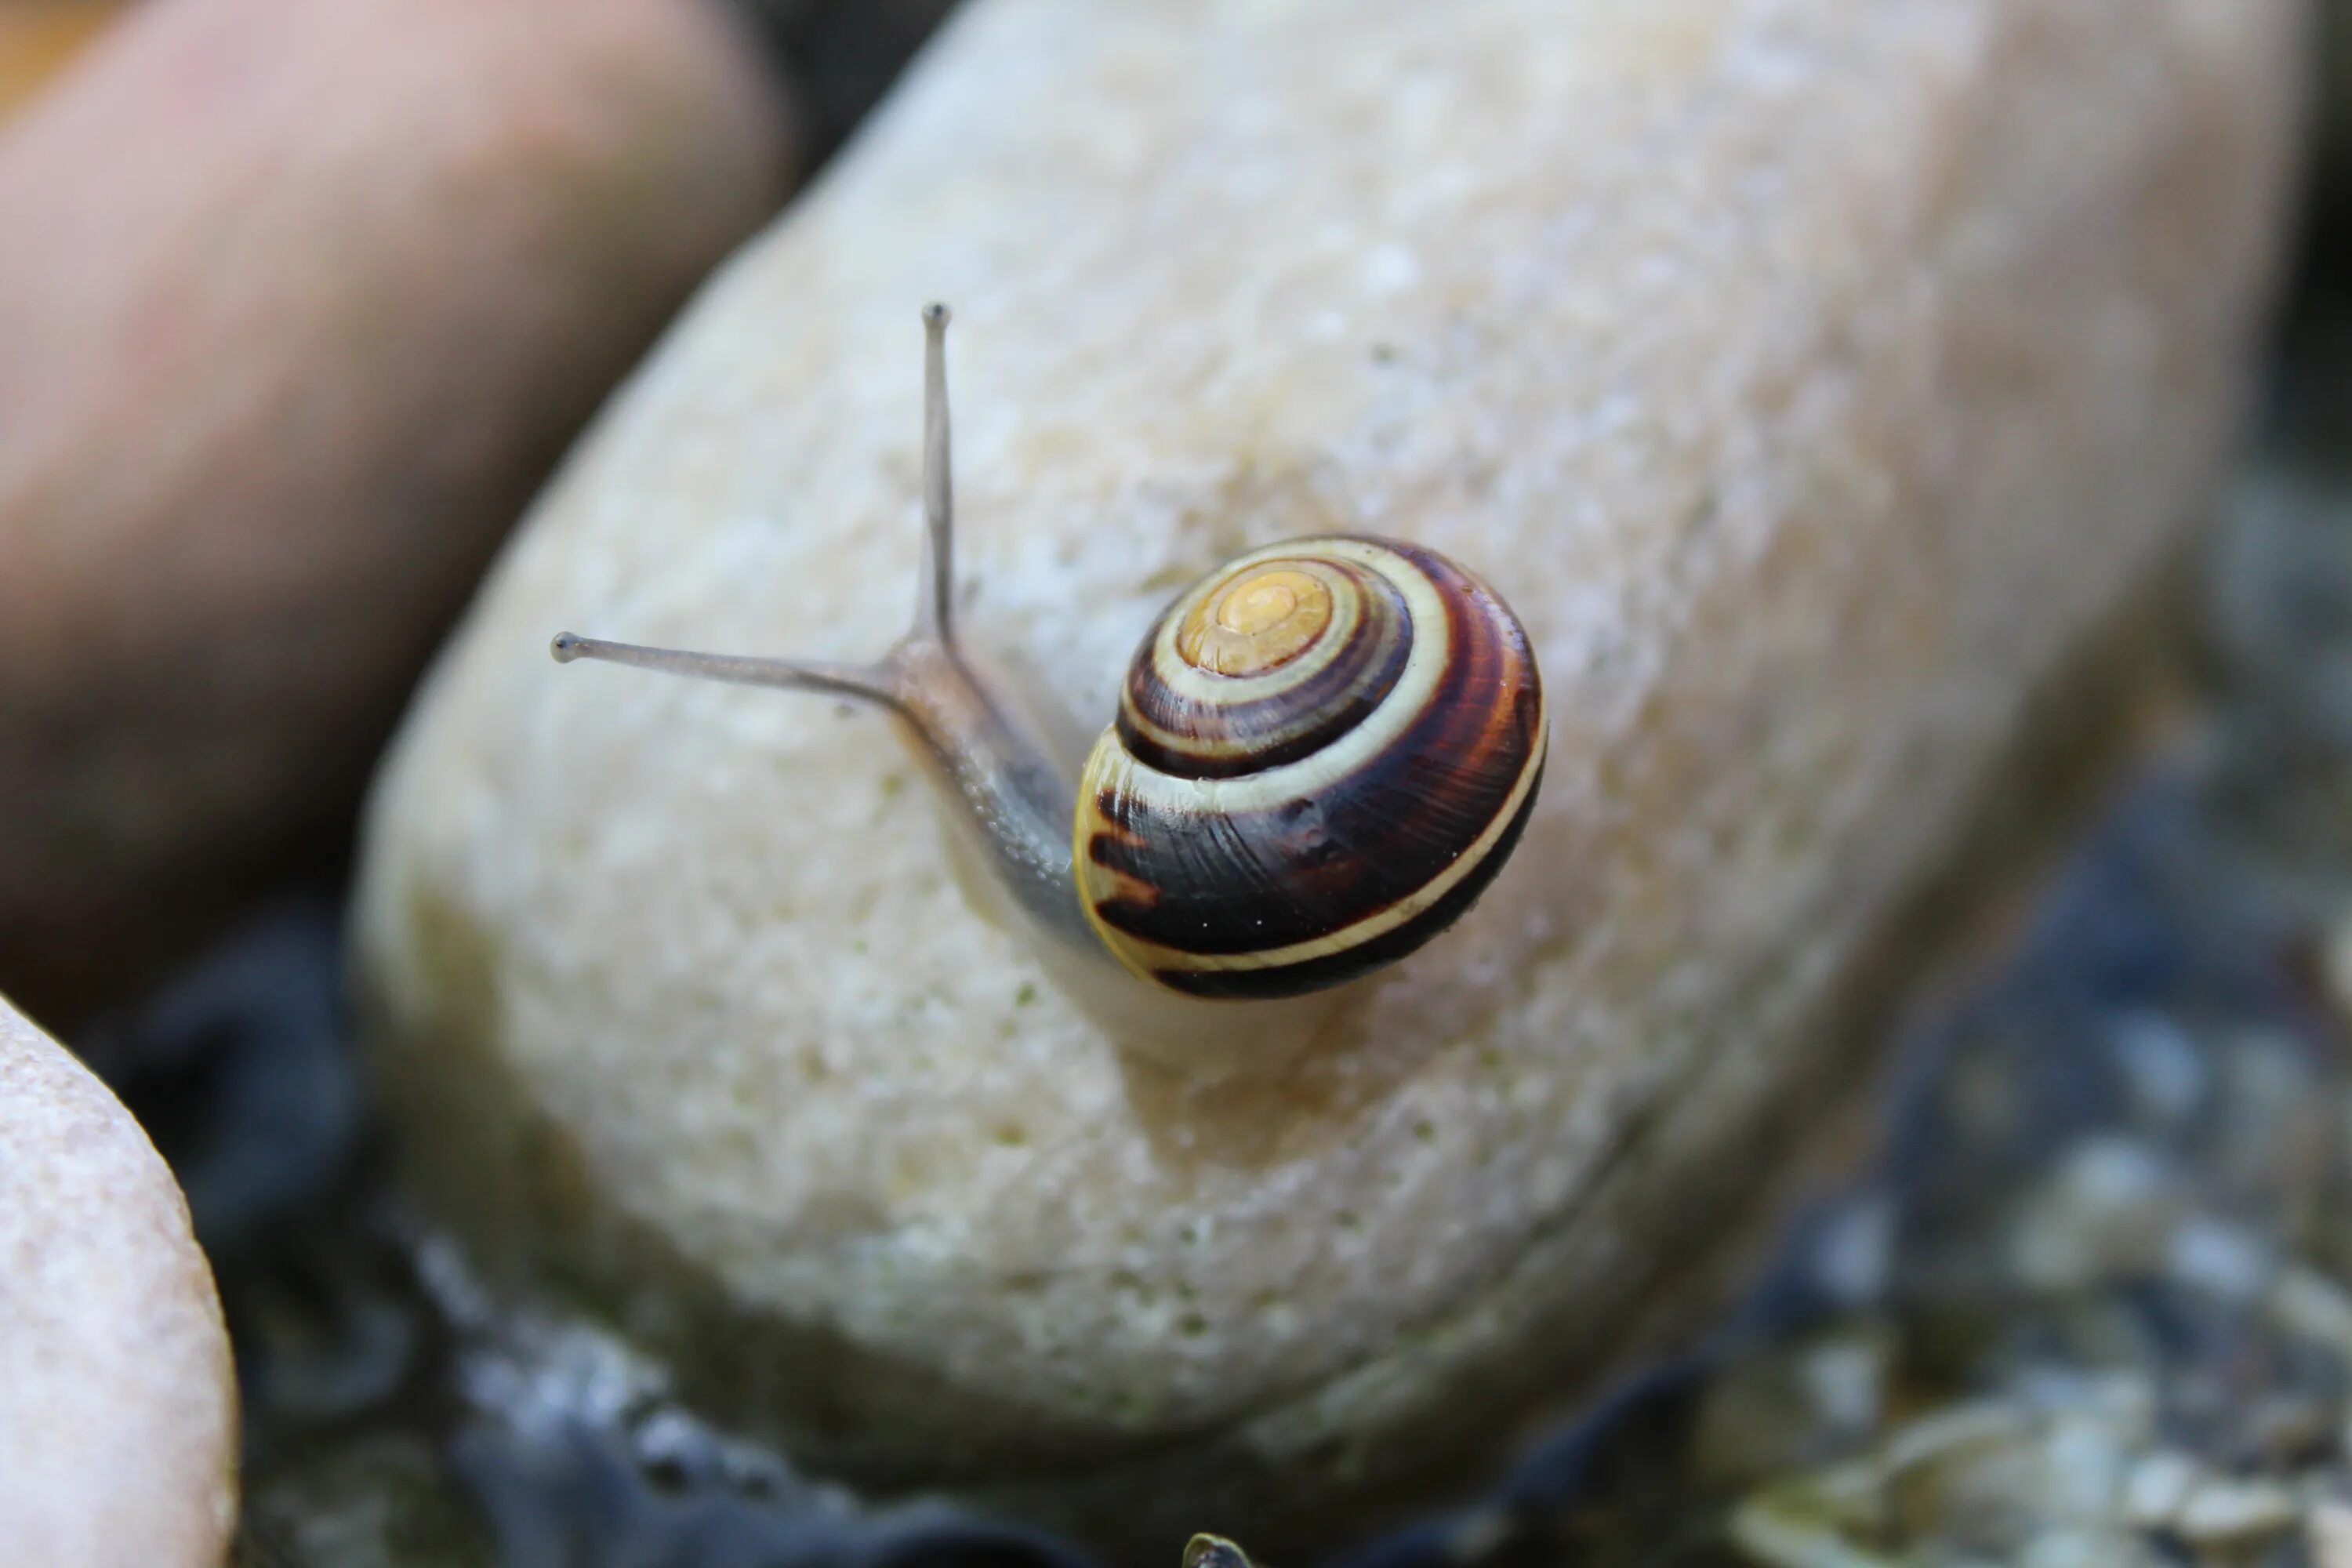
550, 305, 1548, 1059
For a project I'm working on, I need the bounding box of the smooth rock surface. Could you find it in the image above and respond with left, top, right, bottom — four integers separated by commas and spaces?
0, 995, 238, 1566
0, 0, 796, 1028
353, 0, 2305, 1556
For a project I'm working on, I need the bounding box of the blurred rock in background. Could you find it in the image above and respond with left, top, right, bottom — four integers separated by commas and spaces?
0, 0, 800, 1034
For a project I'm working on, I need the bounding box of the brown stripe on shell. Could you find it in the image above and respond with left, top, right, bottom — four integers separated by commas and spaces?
1150, 750, 1544, 999
1085, 546, 1542, 963
1115, 555, 1413, 782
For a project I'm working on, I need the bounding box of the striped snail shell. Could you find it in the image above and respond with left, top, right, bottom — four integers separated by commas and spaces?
552, 305, 1547, 1069
1078, 536, 1545, 1000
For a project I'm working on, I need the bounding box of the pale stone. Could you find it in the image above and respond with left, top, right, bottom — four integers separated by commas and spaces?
352, 0, 2305, 1557
0, 996, 238, 1566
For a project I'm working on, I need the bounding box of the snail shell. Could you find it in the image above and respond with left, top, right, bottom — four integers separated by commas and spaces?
1078, 537, 1547, 999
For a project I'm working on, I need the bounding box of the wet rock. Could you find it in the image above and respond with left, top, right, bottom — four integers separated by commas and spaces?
0, 995, 238, 1566
353, 0, 2305, 1559
0, 0, 798, 1025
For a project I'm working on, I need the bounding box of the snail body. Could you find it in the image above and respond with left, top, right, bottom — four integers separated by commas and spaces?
553, 306, 1545, 1066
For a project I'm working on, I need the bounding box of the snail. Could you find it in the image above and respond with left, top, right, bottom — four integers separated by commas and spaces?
552, 304, 1546, 1072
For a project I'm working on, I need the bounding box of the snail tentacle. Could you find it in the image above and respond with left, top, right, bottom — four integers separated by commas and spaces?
918, 300, 956, 645
551, 308, 1092, 957
548, 305, 964, 703
548, 632, 899, 708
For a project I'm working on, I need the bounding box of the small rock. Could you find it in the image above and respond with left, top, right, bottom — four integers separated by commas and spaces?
2171, 1474, 2299, 1546
2008, 1138, 2181, 1291
1693, 1329, 1890, 1486
0, 993, 238, 1566
2016, 1526, 2150, 1568
1181, 1536, 1254, 1568
1728, 1473, 1896, 1568
2120, 1451, 2202, 1531
2268, 1265, 2352, 1363
2165, 1214, 2274, 1304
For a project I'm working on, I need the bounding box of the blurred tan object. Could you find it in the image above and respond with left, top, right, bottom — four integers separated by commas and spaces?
354, 0, 2303, 1559
0, 1, 125, 123
0, 0, 797, 1025
0, 993, 238, 1567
